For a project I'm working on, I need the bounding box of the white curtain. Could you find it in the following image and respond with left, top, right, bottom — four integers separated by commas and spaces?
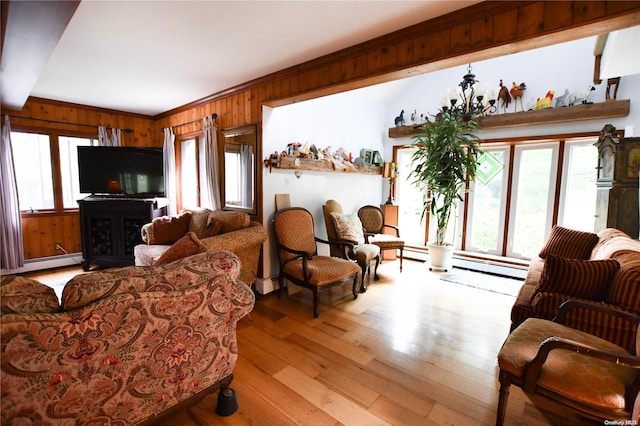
163, 127, 177, 215
98, 126, 121, 146
203, 115, 221, 210
1, 116, 24, 269
240, 144, 253, 208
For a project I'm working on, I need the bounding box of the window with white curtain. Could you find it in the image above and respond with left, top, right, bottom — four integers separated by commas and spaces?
11, 131, 98, 212
177, 133, 209, 211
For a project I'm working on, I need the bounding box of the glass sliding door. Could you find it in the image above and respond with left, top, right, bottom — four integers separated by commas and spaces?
396, 148, 427, 246
557, 139, 598, 232
507, 144, 558, 258
466, 148, 509, 255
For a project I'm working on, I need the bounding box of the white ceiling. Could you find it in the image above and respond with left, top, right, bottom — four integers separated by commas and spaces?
27, 1, 481, 116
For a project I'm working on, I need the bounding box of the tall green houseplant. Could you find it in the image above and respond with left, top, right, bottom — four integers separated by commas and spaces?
409, 109, 483, 247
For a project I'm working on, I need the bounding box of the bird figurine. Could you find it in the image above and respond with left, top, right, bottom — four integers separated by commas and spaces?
569, 85, 595, 105
497, 79, 511, 113
525, 97, 536, 111
535, 90, 555, 110
411, 110, 417, 124
509, 82, 526, 112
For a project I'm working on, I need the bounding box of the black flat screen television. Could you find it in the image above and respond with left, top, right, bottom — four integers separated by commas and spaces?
77, 146, 165, 197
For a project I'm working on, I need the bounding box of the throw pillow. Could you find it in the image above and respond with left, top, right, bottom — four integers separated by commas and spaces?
330, 212, 365, 245
538, 225, 599, 260
533, 255, 620, 301
155, 232, 207, 266
209, 210, 250, 234
149, 211, 192, 244
0, 276, 60, 314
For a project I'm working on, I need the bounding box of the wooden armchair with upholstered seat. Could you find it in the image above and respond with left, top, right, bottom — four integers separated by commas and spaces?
496, 299, 640, 425
322, 200, 380, 292
272, 207, 361, 318
357, 205, 405, 271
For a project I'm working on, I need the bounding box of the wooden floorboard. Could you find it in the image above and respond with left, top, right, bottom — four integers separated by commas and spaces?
25, 258, 598, 425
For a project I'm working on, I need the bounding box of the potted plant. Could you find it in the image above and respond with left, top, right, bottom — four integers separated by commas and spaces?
409, 109, 483, 271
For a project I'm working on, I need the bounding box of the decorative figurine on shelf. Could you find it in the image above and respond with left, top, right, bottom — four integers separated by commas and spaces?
525, 97, 536, 111
497, 79, 511, 113
554, 89, 570, 108
535, 90, 555, 109
509, 82, 527, 112
569, 85, 595, 105
411, 110, 417, 124
394, 110, 405, 126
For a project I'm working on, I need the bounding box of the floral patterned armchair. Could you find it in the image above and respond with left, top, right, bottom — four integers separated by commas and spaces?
1, 251, 254, 425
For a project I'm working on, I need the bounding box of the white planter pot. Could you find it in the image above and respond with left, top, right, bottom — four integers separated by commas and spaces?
428, 243, 454, 272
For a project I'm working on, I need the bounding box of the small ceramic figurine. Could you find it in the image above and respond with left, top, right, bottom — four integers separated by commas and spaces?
554, 89, 570, 108
509, 82, 526, 112
569, 85, 595, 105
394, 110, 405, 126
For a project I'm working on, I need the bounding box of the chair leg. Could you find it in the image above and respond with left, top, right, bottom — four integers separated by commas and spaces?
373, 254, 380, 280
312, 288, 320, 318
351, 274, 359, 299
399, 247, 403, 272
359, 262, 368, 293
496, 371, 511, 426
277, 276, 284, 299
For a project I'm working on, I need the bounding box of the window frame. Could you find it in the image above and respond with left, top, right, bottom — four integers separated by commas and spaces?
10, 125, 99, 215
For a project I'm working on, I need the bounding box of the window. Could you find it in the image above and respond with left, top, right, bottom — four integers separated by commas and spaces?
59, 136, 94, 208
396, 135, 598, 261
11, 132, 54, 211
11, 130, 97, 212
177, 133, 210, 211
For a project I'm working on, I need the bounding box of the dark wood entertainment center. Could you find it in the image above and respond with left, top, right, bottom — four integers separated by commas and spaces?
78, 196, 167, 271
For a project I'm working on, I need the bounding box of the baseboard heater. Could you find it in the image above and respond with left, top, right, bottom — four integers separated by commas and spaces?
403, 247, 528, 280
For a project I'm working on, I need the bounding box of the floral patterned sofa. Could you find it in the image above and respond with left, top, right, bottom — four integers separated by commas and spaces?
134, 208, 267, 286
0, 251, 254, 425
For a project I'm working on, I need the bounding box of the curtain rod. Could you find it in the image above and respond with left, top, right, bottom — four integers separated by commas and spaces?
163, 113, 217, 131
7, 115, 133, 133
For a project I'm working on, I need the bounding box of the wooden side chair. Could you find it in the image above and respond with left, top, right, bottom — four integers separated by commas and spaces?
496, 300, 640, 425
357, 205, 404, 271
272, 207, 361, 318
322, 200, 380, 292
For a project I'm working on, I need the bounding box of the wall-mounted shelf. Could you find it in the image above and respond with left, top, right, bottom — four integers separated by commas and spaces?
388, 99, 631, 138
266, 156, 382, 175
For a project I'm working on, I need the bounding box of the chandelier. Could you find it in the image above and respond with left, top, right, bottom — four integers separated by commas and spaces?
441, 64, 497, 123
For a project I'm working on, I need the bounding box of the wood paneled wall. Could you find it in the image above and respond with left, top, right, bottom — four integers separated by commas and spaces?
3, 98, 155, 261
5, 0, 640, 262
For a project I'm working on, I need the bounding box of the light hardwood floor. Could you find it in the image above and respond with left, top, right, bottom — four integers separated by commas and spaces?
27, 259, 594, 426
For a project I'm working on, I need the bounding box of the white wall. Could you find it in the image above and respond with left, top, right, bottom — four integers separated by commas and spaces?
384, 36, 640, 153
259, 93, 387, 292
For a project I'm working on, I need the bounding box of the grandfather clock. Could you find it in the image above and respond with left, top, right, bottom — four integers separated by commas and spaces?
594, 124, 639, 237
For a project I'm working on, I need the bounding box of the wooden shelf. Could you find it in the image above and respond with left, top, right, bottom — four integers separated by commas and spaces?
388, 100, 631, 138
266, 156, 382, 175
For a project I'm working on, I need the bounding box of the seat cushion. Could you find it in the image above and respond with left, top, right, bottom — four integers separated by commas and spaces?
499, 318, 637, 411
283, 256, 360, 286
352, 243, 380, 262
369, 233, 404, 249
